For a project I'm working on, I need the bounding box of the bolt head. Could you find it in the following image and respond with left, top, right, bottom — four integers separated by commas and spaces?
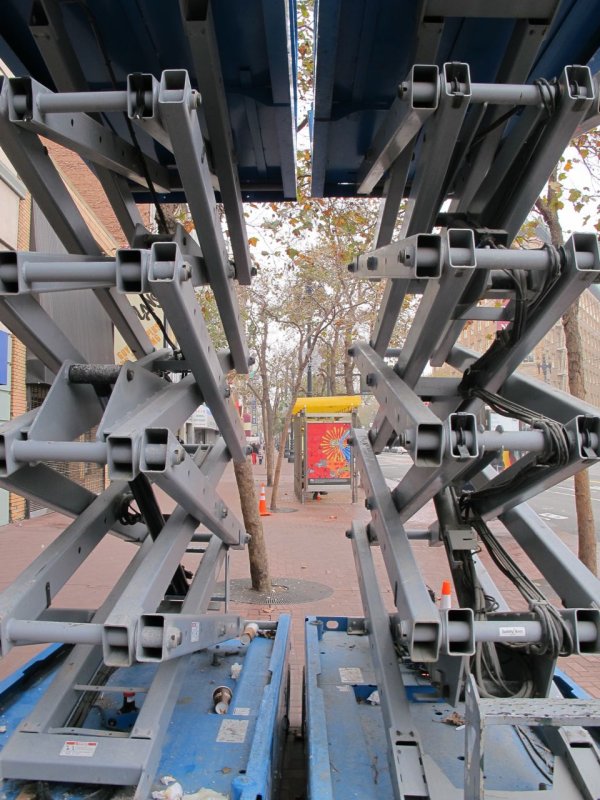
173, 448, 185, 465
166, 627, 182, 649
181, 263, 192, 281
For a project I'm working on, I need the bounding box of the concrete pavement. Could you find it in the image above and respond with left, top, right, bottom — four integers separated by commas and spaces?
0, 456, 597, 729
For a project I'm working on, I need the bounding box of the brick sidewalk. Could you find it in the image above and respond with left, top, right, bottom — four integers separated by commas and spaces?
0, 457, 597, 727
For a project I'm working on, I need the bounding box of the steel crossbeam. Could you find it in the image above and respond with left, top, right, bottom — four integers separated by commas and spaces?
0, 294, 86, 374
0, 482, 144, 658
102, 441, 235, 667
7, 78, 171, 191
180, 0, 253, 285
371, 64, 472, 354
0, 83, 153, 359
29, 0, 151, 243
472, 465, 600, 611
157, 71, 249, 373
139, 428, 247, 548
351, 428, 441, 661
350, 523, 431, 800
352, 342, 445, 463
148, 242, 247, 462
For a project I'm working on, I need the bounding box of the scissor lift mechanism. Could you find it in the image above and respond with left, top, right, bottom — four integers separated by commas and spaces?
0, 0, 597, 797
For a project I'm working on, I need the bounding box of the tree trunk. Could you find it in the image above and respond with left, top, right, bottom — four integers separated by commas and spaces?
344, 327, 354, 394
233, 460, 272, 592
270, 404, 294, 511
265, 403, 275, 486
563, 300, 598, 574
537, 182, 597, 575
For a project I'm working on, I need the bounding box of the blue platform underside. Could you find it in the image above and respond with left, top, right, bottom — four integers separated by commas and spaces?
311, 0, 600, 197
0, 0, 298, 202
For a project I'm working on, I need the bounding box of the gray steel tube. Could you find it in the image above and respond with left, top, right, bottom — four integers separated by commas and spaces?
11, 440, 107, 464
409, 245, 592, 272
22, 260, 116, 284
410, 81, 561, 107
7, 619, 106, 646
406, 429, 551, 454
409, 619, 597, 644
36, 90, 129, 114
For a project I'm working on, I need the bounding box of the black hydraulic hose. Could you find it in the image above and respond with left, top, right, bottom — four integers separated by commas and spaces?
128, 474, 189, 597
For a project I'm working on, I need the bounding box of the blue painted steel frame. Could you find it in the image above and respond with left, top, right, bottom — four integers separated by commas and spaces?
311, 0, 600, 197
0, 0, 297, 202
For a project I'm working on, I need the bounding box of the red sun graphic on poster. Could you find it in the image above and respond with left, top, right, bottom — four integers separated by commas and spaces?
306, 422, 352, 484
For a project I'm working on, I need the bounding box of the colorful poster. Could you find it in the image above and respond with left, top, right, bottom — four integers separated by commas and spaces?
306, 422, 351, 484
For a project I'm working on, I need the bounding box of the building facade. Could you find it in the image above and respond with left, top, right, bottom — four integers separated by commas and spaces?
445, 290, 600, 409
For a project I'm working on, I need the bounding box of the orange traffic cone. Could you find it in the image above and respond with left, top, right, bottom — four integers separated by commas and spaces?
440, 580, 452, 610
258, 483, 271, 516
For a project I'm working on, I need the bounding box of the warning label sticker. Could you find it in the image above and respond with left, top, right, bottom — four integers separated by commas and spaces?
217, 719, 248, 744
339, 667, 364, 684
499, 626, 527, 638
60, 740, 98, 757
232, 707, 250, 716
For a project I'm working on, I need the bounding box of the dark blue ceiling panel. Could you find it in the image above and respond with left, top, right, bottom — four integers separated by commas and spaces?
312, 0, 600, 197
0, 0, 297, 201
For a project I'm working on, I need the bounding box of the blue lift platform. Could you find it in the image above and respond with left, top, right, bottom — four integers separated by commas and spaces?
0, 616, 290, 799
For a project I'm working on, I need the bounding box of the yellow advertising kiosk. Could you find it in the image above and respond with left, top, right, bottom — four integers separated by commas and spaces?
291, 396, 361, 503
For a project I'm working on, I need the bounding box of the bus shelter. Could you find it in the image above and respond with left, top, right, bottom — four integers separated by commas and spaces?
291, 396, 360, 503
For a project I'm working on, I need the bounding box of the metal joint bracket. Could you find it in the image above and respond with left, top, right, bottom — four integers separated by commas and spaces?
352, 233, 443, 279
558, 608, 600, 655
447, 228, 476, 273
449, 413, 479, 459
136, 612, 243, 662
441, 608, 476, 656
127, 72, 158, 119
116, 248, 152, 294
402, 423, 445, 467
443, 61, 472, 105
564, 231, 600, 277
139, 427, 247, 548
576, 415, 600, 459
0, 410, 37, 477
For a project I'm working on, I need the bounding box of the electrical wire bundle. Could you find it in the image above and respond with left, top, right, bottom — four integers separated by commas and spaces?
459, 387, 570, 515
473, 517, 575, 659
463, 515, 574, 700
471, 387, 570, 467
